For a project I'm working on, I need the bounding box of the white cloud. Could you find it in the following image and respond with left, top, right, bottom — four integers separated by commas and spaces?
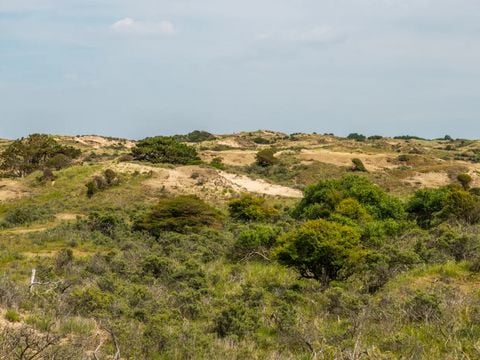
111, 18, 176, 36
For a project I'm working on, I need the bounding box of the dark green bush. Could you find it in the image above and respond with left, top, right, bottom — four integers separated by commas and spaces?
134, 195, 222, 235
275, 219, 361, 283
255, 148, 278, 167
294, 175, 405, 221
174, 130, 216, 143
351, 158, 368, 172
457, 173, 473, 190
347, 133, 366, 142
132, 136, 200, 164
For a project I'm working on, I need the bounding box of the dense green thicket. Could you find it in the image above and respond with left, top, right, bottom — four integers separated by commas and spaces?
0, 134, 81, 177
132, 136, 200, 164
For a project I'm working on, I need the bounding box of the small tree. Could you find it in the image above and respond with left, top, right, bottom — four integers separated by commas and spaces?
134, 195, 222, 235
457, 173, 473, 190
275, 219, 360, 284
351, 158, 367, 172
132, 136, 200, 165
255, 149, 277, 167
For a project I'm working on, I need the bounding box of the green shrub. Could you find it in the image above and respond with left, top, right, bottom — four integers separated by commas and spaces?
132, 136, 200, 164
2, 203, 54, 227
275, 219, 361, 283
457, 173, 473, 190
210, 157, 225, 170
407, 188, 446, 227
4, 309, 20, 323
233, 224, 281, 257
134, 195, 222, 235
347, 133, 366, 142
294, 175, 404, 221
228, 195, 278, 222
86, 169, 119, 197
46, 153, 72, 170
255, 148, 278, 167
174, 130, 216, 143
351, 158, 368, 172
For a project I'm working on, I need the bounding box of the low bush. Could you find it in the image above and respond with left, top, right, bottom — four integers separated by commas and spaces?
134, 195, 222, 235
228, 195, 278, 222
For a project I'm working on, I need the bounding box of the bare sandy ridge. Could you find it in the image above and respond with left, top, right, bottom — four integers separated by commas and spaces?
113, 163, 302, 199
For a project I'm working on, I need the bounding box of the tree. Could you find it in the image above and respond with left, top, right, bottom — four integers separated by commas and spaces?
134, 195, 222, 235
347, 133, 366, 142
0, 134, 80, 177
132, 136, 200, 165
457, 173, 473, 190
255, 149, 278, 167
275, 219, 361, 284
351, 158, 368, 172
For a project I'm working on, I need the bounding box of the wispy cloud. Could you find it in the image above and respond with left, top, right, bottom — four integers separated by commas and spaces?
110, 18, 176, 36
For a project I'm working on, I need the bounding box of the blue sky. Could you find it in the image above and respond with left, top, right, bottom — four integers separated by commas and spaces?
1, 0, 480, 139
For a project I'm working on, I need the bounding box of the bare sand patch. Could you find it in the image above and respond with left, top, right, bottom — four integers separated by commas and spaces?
298, 149, 396, 171
134, 165, 302, 199
0, 179, 29, 201
73, 135, 135, 149
403, 172, 451, 188
200, 150, 257, 166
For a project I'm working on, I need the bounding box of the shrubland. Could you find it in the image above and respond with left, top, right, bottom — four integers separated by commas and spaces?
1, 132, 480, 358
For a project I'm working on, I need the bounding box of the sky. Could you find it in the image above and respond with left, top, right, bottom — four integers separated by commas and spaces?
1, 0, 480, 139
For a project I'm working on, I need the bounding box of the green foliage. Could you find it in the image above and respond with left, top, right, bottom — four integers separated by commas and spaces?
457, 173, 473, 190
174, 130, 216, 143
132, 136, 200, 164
85, 169, 119, 197
1, 203, 54, 227
407, 187, 452, 228
4, 309, 20, 323
209, 157, 225, 170
404, 291, 442, 322
0, 134, 80, 177
275, 219, 361, 283
88, 211, 123, 237
134, 195, 222, 235
252, 136, 272, 144
347, 133, 366, 142
408, 186, 480, 227
255, 148, 278, 167
228, 194, 278, 222
351, 158, 368, 172
233, 223, 281, 257
294, 175, 405, 221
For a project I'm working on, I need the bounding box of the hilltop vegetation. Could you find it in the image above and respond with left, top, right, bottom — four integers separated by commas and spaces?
1, 131, 480, 358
